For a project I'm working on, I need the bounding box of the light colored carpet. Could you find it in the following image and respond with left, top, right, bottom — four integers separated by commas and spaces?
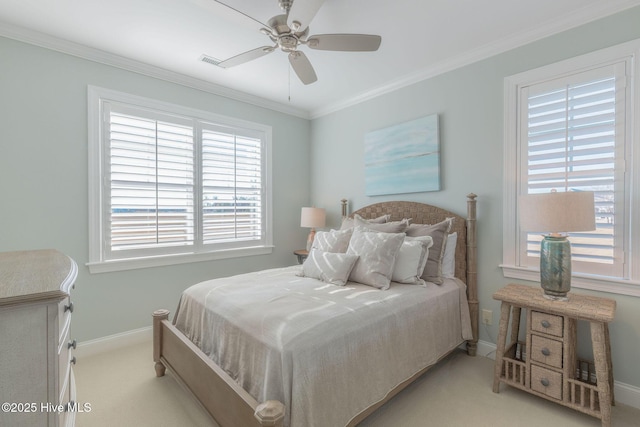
74, 341, 639, 426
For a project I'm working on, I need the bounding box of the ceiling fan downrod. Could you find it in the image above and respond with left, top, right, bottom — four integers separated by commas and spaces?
278, 0, 293, 13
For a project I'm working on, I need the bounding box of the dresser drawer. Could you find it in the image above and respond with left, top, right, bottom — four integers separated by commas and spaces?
58, 296, 73, 339
531, 365, 563, 400
531, 311, 563, 337
58, 328, 73, 397
530, 335, 563, 368
58, 367, 75, 427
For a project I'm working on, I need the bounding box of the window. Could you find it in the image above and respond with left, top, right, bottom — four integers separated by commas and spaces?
502, 40, 640, 297
88, 87, 272, 273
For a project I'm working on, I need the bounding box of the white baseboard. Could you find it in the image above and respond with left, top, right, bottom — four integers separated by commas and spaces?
75, 326, 152, 359
477, 339, 640, 410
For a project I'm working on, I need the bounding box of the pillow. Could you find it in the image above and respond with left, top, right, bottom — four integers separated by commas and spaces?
442, 232, 457, 279
406, 218, 453, 285
340, 214, 389, 230
354, 215, 410, 233
312, 228, 353, 253
392, 236, 433, 285
299, 249, 359, 286
346, 227, 405, 290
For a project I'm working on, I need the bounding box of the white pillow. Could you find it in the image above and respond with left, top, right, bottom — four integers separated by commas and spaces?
406, 217, 453, 285
392, 236, 434, 285
346, 227, 405, 290
340, 214, 390, 230
299, 249, 359, 286
312, 228, 353, 253
442, 232, 457, 279
354, 215, 410, 233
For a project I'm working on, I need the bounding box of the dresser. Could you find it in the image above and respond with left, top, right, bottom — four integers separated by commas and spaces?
0, 249, 79, 427
492, 284, 616, 427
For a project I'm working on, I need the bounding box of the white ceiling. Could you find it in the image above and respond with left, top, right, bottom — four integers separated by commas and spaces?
1, 0, 639, 118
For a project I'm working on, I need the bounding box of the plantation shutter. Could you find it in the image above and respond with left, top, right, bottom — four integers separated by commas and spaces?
201, 124, 263, 246
107, 104, 195, 256
519, 63, 626, 277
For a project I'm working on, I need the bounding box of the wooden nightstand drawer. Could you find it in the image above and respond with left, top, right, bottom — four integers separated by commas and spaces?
531, 365, 562, 400
531, 311, 563, 337
531, 335, 563, 368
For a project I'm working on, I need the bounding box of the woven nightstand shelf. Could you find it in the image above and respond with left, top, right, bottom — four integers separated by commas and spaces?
492, 284, 616, 427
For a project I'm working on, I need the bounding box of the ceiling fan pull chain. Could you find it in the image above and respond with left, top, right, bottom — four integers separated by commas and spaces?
288, 63, 291, 102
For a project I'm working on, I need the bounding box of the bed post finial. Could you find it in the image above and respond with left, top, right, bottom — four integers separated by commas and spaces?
341, 199, 348, 219
255, 400, 285, 427
466, 193, 478, 356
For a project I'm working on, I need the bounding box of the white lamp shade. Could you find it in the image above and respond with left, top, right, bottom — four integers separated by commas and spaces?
519, 191, 596, 233
300, 207, 326, 228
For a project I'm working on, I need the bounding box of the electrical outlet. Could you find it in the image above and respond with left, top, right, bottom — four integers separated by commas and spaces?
482, 309, 493, 325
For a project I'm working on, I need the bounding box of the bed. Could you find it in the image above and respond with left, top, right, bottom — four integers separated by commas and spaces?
152, 195, 479, 427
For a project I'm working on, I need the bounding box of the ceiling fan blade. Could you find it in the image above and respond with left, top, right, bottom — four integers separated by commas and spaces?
307, 34, 382, 52
287, 0, 325, 32
218, 46, 275, 68
288, 51, 317, 85
212, 0, 269, 28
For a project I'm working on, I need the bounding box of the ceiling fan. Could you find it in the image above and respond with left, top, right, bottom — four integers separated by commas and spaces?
213, 0, 382, 85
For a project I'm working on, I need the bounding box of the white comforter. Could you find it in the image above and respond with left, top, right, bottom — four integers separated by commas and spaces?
173, 266, 473, 427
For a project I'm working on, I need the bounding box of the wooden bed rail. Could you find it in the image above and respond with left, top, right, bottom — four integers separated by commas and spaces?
153, 310, 285, 427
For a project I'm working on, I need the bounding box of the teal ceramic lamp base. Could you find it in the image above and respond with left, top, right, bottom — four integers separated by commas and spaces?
540, 235, 571, 301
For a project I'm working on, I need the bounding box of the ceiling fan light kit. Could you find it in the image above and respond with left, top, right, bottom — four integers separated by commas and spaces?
213, 0, 382, 85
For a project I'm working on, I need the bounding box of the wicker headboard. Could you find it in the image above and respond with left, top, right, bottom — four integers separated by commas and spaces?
342, 194, 479, 355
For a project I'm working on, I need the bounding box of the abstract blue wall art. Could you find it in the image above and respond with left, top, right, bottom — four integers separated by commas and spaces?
364, 114, 440, 196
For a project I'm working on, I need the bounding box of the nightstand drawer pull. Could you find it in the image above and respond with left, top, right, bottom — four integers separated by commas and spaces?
540, 378, 550, 387
541, 347, 551, 356
541, 320, 551, 328
70, 356, 76, 365
64, 301, 74, 313
68, 339, 77, 350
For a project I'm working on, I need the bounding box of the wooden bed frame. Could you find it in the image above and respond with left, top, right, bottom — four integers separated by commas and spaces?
152, 194, 478, 427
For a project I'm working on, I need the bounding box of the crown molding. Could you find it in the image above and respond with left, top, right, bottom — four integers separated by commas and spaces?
2, 0, 639, 121
309, 0, 640, 119
0, 20, 310, 120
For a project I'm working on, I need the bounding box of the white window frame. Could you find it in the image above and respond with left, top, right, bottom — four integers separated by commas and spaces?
87, 86, 273, 273
502, 39, 640, 297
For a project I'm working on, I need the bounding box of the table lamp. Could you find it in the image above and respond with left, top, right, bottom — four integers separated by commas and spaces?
300, 207, 326, 251
519, 190, 595, 300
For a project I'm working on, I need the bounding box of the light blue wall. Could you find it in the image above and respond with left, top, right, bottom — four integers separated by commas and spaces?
310, 7, 640, 389
0, 36, 311, 341
1, 5, 639, 391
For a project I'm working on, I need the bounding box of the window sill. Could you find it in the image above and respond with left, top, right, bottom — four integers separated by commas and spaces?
87, 246, 274, 274
500, 265, 640, 298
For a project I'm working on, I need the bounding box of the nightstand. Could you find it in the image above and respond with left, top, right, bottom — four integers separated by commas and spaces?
293, 249, 308, 264
492, 284, 616, 427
